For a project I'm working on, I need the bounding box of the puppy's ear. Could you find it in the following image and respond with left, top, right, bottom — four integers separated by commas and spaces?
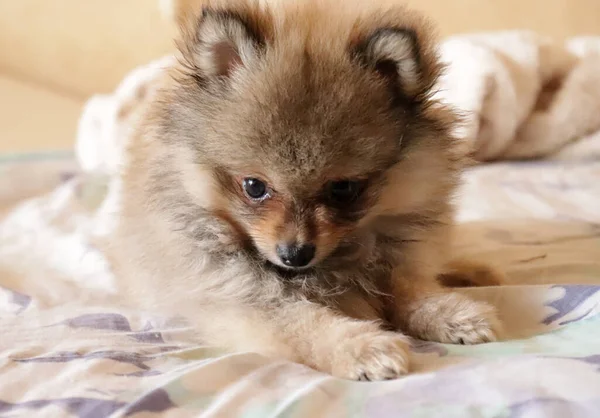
356, 28, 440, 100
177, 8, 266, 82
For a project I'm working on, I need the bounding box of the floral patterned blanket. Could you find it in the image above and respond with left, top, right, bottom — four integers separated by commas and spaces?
1, 152, 600, 417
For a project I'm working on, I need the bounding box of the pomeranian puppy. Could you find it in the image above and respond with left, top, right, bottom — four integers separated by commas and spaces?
107, 0, 502, 380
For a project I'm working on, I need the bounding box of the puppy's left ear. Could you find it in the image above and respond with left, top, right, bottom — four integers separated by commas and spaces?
355, 27, 441, 100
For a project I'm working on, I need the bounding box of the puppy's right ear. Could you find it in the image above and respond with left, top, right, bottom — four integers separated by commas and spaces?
354, 27, 441, 101
177, 8, 266, 82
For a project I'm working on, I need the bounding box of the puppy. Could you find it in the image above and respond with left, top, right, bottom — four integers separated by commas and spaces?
106, 0, 502, 380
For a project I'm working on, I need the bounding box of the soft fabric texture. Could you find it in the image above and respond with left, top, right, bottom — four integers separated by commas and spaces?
1, 30, 600, 417
434, 31, 600, 161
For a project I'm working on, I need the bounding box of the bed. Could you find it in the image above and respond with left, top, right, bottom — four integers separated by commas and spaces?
1, 150, 599, 417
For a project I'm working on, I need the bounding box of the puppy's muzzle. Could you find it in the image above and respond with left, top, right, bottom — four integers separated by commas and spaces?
276, 242, 316, 268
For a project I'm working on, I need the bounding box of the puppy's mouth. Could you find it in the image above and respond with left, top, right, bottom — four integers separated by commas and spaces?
245, 242, 317, 278
255, 241, 365, 277
265, 257, 317, 271
264, 260, 314, 279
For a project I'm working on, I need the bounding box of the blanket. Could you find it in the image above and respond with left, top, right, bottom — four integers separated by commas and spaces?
434, 31, 600, 161
1, 29, 600, 417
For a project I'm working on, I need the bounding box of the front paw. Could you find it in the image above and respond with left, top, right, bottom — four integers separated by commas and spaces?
407, 293, 502, 344
330, 331, 410, 381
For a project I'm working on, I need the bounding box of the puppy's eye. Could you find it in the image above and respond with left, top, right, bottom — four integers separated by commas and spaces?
243, 178, 268, 200
327, 180, 362, 204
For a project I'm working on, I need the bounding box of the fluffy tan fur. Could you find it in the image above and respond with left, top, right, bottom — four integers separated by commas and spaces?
105, 0, 503, 381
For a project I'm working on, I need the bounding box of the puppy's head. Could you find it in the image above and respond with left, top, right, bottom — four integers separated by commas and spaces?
160, 0, 458, 271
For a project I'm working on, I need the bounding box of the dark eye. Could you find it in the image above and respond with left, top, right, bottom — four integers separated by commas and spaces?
327, 180, 362, 204
243, 178, 268, 200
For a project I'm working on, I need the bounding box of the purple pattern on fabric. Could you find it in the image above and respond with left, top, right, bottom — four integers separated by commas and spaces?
60, 171, 78, 183
132, 321, 166, 343
0, 286, 32, 314
0, 390, 176, 417
367, 386, 600, 417
365, 360, 487, 414
122, 389, 176, 415
130, 332, 165, 343
60, 313, 165, 343
578, 355, 600, 365
543, 285, 600, 325
117, 370, 163, 377
508, 397, 600, 418
557, 355, 600, 372
10, 291, 31, 314
0, 398, 125, 418
14, 350, 156, 372
559, 306, 596, 326
64, 313, 132, 331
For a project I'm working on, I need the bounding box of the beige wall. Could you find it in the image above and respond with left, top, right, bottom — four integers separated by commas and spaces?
407, 0, 600, 40
0, 0, 176, 98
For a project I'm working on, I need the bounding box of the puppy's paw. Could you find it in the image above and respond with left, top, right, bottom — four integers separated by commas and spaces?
407, 292, 502, 345
331, 332, 410, 381
438, 299, 500, 344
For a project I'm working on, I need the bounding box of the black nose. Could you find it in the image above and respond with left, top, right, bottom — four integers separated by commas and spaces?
276, 243, 316, 268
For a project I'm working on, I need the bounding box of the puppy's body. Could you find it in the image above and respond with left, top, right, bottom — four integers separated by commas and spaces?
106, 0, 501, 380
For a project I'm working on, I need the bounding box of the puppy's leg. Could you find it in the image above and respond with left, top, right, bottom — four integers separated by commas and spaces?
391, 276, 502, 344
197, 299, 410, 381
437, 258, 505, 287
382, 221, 503, 344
